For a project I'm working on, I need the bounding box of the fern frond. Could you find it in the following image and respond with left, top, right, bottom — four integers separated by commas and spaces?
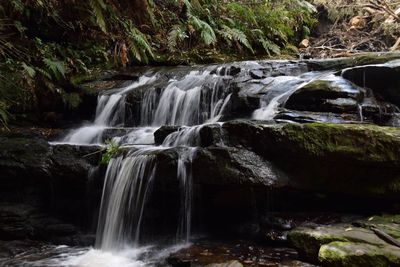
89, 0, 107, 33
43, 58, 66, 80
124, 23, 154, 64
259, 37, 281, 56
219, 25, 253, 53
168, 25, 188, 51
21, 62, 36, 78
188, 15, 216, 46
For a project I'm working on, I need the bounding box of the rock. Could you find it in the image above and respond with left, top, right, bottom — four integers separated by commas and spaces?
205, 260, 243, 267
299, 39, 310, 49
249, 70, 265, 79
341, 60, 400, 108
285, 79, 362, 113
222, 120, 400, 198
154, 126, 181, 145
0, 133, 102, 244
307, 52, 400, 71
319, 241, 400, 267
288, 215, 400, 266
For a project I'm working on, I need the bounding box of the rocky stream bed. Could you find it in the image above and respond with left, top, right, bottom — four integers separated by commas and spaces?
1, 53, 400, 266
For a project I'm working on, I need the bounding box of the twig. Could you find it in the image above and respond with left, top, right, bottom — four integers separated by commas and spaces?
391, 36, 400, 50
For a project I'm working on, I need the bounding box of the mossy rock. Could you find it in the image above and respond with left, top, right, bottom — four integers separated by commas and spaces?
285, 79, 362, 113
289, 215, 400, 266
223, 121, 400, 197
319, 241, 400, 267
307, 52, 400, 71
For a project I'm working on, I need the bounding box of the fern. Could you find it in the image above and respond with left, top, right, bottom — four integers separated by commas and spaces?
218, 25, 253, 53
168, 25, 188, 51
43, 58, 66, 80
21, 62, 36, 78
188, 15, 216, 46
123, 21, 154, 64
259, 37, 281, 56
89, 0, 107, 33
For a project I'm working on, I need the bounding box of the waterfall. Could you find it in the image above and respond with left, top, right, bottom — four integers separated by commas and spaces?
60, 75, 157, 145
141, 70, 232, 126
176, 148, 196, 243
96, 148, 161, 250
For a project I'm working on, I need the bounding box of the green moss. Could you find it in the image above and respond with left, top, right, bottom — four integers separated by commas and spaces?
277, 123, 400, 162
309, 52, 400, 71
288, 227, 348, 262
319, 241, 400, 267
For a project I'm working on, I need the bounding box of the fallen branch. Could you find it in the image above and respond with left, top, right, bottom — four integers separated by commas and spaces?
391, 36, 400, 50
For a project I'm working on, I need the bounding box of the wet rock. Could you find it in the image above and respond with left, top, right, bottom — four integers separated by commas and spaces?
319, 241, 400, 267
288, 215, 400, 266
249, 70, 265, 79
307, 52, 400, 71
342, 60, 400, 108
222, 120, 400, 198
0, 133, 102, 244
285, 80, 362, 113
154, 126, 181, 145
192, 147, 284, 186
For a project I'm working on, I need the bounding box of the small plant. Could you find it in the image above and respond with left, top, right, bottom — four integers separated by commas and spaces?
100, 140, 121, 165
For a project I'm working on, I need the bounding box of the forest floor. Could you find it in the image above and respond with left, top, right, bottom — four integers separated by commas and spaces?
303, 1, 400, 58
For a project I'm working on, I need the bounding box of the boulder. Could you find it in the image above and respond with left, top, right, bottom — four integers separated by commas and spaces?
285, 79, 363, 113
288, 215, 400, 266
0, 133, 102, 243
222, 120, 400, 198
342, 60, 400, 108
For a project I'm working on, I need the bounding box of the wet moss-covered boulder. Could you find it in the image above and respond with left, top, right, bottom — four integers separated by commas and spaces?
319, 241, 400, 267
222, 121, 400, 198
288, 215, 400, 266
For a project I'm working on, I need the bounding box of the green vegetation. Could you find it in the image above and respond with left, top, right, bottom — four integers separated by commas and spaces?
100, 140, 121, 165
0, 0, 316, 126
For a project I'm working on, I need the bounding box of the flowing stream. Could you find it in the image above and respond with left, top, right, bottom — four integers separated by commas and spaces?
14, 59, 400, 266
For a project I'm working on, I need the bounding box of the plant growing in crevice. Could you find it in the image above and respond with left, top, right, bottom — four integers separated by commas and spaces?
100, 140, 122, 165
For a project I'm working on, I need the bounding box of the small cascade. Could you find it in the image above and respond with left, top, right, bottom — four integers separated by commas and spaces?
61, 76, 157, 145
141, 70, 233, 126
358, 104, 364, 122
176, 148, 196, 242
96, 148, 162, 250
162, 125, 204, 147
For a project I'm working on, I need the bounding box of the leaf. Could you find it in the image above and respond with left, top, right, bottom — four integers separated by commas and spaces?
43, 58, 66, 80
218, 25, 253, 53
89, 0, 107, 33
188, 15, 217, 46
21, 62, 36, 78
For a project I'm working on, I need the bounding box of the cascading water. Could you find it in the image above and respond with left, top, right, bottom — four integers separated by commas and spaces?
31, 59, 400, 267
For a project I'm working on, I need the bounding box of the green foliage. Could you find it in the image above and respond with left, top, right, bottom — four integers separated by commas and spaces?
89, 0, 108, 33
43, 58, 66, 80
0, 0, 319, 124
122, 21, 154, 64
100, 140, 121, 165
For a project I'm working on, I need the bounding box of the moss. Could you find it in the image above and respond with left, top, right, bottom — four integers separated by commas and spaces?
288, 227, 348, 262
308, 52, 400, 71
319, 241, 400, 267
277, 123, 400, 162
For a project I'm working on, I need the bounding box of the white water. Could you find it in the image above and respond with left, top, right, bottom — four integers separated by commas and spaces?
96, 148, 163, 250
59, 76, 157, 145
